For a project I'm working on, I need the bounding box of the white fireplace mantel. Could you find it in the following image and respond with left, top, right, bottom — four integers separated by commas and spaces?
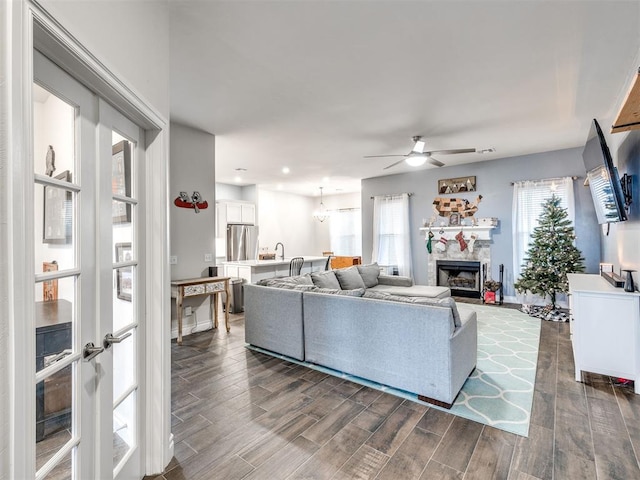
419, 225, 496, 241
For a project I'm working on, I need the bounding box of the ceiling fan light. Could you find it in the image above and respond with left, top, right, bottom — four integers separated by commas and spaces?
405, 154, 427, 167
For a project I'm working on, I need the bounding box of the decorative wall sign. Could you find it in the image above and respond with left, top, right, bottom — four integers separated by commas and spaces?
43, 170, 72, 244
115, 242, 133, 301
438, 175, 476, 194
112, 140, 131, 224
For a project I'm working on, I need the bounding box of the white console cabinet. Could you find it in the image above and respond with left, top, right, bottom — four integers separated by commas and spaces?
568, 273, 640, 393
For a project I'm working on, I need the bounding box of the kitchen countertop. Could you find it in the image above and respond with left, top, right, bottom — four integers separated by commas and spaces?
220, 256, 328, 268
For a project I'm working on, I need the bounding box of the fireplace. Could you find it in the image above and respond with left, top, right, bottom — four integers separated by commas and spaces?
436, 260, 481, 298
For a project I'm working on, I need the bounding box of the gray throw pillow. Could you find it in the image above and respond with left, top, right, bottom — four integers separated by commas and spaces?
311, 270, 341, 289
314, 287, 365, 297
334, 266, 366, 290
289, 274, 314, 285
357, 263, 380, 288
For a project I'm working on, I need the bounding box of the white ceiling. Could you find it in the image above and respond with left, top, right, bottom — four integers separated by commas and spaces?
169, 1, 640, 196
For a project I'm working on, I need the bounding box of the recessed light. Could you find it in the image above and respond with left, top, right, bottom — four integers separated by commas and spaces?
234, 176, 242, 183
282, 167, 290, 174
322, 176, 330, 183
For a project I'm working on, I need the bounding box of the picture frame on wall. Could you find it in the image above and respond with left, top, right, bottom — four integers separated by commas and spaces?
448, 213, 461, 226
43, 170, 72, 244
438, 175, 476, 194
115, 242, 133, 301
112, 140, 131, 224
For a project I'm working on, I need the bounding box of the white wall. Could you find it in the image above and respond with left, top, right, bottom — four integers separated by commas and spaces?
257, 187, 324, 256
39, 0, 170, 118
169, 122, 216, 336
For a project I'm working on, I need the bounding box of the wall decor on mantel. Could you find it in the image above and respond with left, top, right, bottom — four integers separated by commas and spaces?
438, 175, 476, 194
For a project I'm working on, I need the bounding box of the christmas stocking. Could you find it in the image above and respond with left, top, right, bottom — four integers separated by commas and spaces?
468, 234, 477, 253
435, 236, 448, 252
455, 231, 467, 252
426, 231, 435, 254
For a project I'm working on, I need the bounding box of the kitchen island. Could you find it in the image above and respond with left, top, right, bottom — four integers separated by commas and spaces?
221, 256, 328, 284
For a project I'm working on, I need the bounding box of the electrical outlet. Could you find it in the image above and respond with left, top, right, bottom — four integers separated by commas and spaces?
170, 255, 178, 265
204, 253, 213, 262
184, 306, 192, 316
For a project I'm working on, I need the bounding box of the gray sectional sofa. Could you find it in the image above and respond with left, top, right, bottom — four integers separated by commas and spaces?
244, 263, 477, 407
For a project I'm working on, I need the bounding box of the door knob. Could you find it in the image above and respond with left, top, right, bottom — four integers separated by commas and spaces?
103, 332, 132, 349
83, 342, 105, 361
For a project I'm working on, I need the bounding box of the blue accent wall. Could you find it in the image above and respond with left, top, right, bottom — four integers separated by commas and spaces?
361, 147, 600, 297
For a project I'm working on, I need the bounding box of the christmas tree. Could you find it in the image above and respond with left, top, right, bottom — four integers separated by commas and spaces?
514, 195, 585, 308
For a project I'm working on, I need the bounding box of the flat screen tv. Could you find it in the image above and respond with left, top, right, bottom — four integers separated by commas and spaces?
582, 118, 627, 224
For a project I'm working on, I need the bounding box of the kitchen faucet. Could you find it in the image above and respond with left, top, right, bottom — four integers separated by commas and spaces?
275, 242, 285, 260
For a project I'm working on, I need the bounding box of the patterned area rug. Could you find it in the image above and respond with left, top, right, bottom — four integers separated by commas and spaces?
246, 303, 540, 437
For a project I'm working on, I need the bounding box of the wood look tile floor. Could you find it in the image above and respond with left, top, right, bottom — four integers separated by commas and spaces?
145, 310, 640, 480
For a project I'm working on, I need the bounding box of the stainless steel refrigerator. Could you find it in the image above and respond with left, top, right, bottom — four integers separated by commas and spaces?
226, 224, 259, 261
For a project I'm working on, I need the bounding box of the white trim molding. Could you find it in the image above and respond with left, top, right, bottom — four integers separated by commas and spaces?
419, 225, 496, 241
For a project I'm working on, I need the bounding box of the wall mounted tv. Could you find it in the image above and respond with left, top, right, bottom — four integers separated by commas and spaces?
582, 118, 628, 224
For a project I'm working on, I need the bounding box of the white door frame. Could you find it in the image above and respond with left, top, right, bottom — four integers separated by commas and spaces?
1, 1, 172, 478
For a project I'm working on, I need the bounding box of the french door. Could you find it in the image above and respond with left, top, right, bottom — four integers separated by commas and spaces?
32, 50, 143, 479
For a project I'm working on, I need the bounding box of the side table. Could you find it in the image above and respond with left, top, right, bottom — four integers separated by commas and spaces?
171, 277, 230, 345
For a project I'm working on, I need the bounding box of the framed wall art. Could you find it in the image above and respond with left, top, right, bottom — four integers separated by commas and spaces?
112, 140, 132, 224
43, 170, 72, 244
115, 242, 133, 301
438, 175, 476, 194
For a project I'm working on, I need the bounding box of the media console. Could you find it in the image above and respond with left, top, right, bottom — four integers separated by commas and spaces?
568, 273, 640, 393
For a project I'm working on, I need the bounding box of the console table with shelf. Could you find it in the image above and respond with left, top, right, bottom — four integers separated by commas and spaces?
568, 273, 640, 393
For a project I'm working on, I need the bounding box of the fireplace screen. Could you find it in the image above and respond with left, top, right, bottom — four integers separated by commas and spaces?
436, 260, 481, 298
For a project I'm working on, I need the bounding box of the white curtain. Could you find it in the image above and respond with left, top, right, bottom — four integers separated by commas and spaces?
329, 208, 362, 256
372, 193, 412, 277
512, 176, 575, 303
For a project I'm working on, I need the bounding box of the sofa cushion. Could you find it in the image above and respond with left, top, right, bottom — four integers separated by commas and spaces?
313, 287, 366, 297
357, 263, 380, 288
334, 266, 366, 290
311, 270, 341, 289
412, 296, 462, 328
368, 284, 450, 299
363, 290, 461, 327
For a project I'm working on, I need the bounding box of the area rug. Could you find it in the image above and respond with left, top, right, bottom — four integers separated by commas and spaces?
246, 303, 540, 437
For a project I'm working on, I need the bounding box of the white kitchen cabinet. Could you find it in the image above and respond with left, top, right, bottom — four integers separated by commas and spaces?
568, 273, 640, 394
217, 201, 255, 225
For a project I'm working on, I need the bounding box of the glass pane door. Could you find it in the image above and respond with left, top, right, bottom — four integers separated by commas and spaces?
33, 50, 97, 480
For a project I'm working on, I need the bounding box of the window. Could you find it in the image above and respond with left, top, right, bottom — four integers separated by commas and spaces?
329, 208, 361, 256
372, 193, 412, 277
512, 177, 575, 283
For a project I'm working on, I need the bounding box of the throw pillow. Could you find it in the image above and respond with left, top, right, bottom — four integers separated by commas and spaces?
357, 263, 380, 288
334, 266, 366, 290
289, 274, 314, 285
313, 287, 365, 297
310, 270, 341, 289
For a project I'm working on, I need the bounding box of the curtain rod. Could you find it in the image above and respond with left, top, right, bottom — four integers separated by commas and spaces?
370, 192, 414, 199
510, 175, 579, 186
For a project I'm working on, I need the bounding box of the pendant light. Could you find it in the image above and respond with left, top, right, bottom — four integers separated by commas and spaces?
313, 187, 329, 222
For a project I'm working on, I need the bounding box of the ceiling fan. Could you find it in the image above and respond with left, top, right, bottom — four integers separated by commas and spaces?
364, 136, 476, 170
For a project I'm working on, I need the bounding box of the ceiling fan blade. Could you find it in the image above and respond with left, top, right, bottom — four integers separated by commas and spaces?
363, 154, 406, 158
383, 158, 407, 170
427, 157, 445, 167
425, 148, 476, 155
